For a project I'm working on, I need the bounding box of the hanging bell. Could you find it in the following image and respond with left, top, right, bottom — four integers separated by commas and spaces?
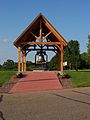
36, 53, 45, 63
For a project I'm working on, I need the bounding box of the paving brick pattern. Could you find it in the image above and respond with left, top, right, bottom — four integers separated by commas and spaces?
9, 72, 62, 93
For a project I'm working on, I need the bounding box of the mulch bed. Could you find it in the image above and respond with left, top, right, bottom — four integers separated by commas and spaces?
58, 76, 73, 89
0, 75, 19, 93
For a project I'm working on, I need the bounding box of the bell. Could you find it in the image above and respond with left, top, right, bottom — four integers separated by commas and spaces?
36, 53, 45, 63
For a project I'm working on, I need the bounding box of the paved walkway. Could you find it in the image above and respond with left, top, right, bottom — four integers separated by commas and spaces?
0, 87, 90, 120
9, 71, 62, 93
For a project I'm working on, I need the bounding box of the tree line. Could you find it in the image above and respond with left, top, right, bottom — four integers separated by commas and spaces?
49, 35, 90, 70
0, 60, 32, 71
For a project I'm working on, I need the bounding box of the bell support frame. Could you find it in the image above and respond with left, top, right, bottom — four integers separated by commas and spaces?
14, 13, 68, 72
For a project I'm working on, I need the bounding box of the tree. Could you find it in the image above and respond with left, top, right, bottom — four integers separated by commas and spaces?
49, 54, 58, 70
3, 59, 15, 70
26, 61, 32, 71
0, 64, 2, 70
64, 44, 71, 69
49, 40, 80, 70
26, 61, 32, 66
87, 35, 90, 67
14, 62, 18, 70
79, 52, 88, 69
64, 40, 80, 70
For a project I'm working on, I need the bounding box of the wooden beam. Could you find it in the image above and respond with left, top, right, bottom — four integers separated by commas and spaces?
40, 19, 42, 42
27, 48, 57, 50
57, 45, 64, 71
30, 32, 39, 40
43, 19, 67, 46
55, 44, 61, 51
14, 15, 40, 47
42, 31, 51, 41
22, 51, 24, 72
18, 47, 21, 72
28, 42, 61, 45
23, 52, 26, 72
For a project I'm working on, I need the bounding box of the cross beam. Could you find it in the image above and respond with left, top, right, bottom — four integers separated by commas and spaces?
28, 42, 61, 45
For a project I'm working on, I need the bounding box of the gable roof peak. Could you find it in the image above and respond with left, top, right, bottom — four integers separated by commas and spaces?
39, 12, 43, 16
37, 12, 45, 19
13, 13, 68, 47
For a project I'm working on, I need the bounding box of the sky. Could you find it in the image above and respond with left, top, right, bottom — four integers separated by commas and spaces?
0, 0, 90, 64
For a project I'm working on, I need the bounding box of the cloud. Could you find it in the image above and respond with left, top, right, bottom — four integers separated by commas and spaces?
0, 36, 12, 44
2, 38, 8, 43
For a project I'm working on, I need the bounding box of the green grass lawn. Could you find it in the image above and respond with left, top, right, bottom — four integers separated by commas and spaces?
65, 70, 90, 87
0, 71, 16, 85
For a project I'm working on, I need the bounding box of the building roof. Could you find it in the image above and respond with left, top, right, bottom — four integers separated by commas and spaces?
13, 13, 68, 48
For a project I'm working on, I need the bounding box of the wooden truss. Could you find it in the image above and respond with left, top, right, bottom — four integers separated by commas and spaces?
13, 13, 68, 72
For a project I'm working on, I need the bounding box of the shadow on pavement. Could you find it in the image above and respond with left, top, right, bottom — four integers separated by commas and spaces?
0, 95, 3, 102
52, 93, 90, 105
0, 111, 5, 120
0, 95, 6, 120
19, 78, 57, 83
72, 90, 90, 96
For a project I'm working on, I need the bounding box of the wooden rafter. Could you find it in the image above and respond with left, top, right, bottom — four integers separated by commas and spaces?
42, 31, 51, 41
30, 32, 39, 40
43, 20, 66, 46
14, 14, 68, 48
40, 18, 42, 42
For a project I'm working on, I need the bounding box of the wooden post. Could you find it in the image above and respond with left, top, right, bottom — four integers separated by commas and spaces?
18, 47, 21, 72
22, 51, 24, 72
57, 45, 63, 71
58, 51, 61, 71
23, 52, 26, 72
61, 45, 63, 72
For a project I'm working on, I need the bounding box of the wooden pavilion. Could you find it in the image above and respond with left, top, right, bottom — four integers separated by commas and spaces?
13, 13, 68, 72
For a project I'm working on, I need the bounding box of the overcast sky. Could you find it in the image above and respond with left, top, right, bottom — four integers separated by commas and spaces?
0, 0, 90, 64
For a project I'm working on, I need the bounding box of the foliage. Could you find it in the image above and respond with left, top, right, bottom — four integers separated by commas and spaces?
49, 39, 90, 70
26, 61, 32, 66
64, 40, 80, 70
3, 59, 15, 70
65, 70, 90, 87
87, 35, 90, 67
49, 54, 58, 70
0, 64, 2, 70
79, 52, 88, 69
26, 61, 32, 71
49, 40, 80, 70
14, 62, 18, 70
0, 59, 33, 71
